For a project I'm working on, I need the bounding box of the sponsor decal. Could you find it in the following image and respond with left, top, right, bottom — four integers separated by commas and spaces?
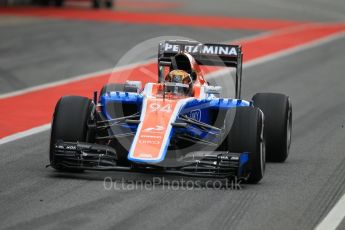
185, 45, 201, 53
201, 45, 238, 56
140, 135, 162, 139
149, 103, 172, 113
220, 155, 230, 160
138, 153, 153, 158
55, 144, 64, 149
131, 99, 178, 161
138, 139, 161, 145
164, 43, 238, 56
164, 43, 181, 52
143, 125, 165, 133
188, 109, 201, 121
65, 145, 77, 150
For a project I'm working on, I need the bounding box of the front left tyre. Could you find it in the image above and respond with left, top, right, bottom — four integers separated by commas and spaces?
224, 106, 266, 184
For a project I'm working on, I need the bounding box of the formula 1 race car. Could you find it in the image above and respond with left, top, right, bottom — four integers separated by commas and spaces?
49, 40, 292, 183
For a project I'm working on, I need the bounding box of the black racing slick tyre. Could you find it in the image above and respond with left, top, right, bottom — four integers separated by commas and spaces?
225, 107, 265, 184
252, 93, 292, 162
39, 0, 49, 6
54, 0, 64, 7
92, 0, 100, 8
50, 96, 93, 171
105, 0, 113, 8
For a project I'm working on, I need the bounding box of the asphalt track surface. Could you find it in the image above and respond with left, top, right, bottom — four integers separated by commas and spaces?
1, 1, 345, 230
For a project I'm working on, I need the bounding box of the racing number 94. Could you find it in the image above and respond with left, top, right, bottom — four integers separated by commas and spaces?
149, 103, 172, 113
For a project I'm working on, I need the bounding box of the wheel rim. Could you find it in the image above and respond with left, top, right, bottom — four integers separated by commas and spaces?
286, 105, 292, 155
260, 139, 265, 175
260, 115, 265, 175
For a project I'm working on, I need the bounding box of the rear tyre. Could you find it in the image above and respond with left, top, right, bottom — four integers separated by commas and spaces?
39, 0, 49, 6
105, 0, 113, 8
252, 93, 292, 162
54, 0, 64, 7
92, 0, 100, 8
50, 96, 93, 171
225, 107, 265, 184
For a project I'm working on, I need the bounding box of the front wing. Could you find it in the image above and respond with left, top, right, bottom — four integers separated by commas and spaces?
51, 141, 253, 180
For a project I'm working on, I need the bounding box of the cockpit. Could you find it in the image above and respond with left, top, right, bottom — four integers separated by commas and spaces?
163, 82, 190, 97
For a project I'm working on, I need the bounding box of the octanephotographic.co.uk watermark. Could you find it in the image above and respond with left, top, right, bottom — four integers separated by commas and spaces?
103, 176, 243, 191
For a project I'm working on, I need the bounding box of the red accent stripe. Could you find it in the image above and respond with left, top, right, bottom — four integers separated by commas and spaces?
1, 24, 344, 138
0, 63, 157, 138
0, 7, 306, 31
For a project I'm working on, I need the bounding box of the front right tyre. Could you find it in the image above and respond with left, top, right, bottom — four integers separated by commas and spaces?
50, 96, 94, 171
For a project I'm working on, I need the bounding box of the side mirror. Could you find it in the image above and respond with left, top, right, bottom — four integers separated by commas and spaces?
125, 80, 142, 93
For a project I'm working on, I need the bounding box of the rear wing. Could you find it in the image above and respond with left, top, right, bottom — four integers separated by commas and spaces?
158, 40, 243, 98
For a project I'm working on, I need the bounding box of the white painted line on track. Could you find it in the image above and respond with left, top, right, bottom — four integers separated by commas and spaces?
0, 68, 110, 99
209, 30, 345, 230
0, 124, 51, 145
244, 30, 345, 69
0, 59, 155, 100
0, 31, 273, 100
207, 30, 345, 80
0, 31, 275, 100
314, 195, 345, 230
1, 30, 345, 146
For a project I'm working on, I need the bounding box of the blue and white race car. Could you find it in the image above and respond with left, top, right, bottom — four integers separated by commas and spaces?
49, 40, 292, 184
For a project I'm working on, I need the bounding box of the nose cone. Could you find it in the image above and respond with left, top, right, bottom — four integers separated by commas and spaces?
128, 98, 179, 163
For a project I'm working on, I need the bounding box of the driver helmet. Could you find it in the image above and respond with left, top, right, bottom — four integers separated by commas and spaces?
165, 70, 193, 95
